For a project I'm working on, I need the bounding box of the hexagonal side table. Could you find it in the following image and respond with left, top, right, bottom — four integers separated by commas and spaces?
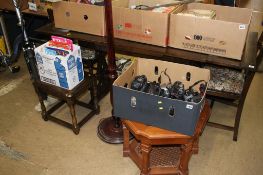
122, 101, 210, 175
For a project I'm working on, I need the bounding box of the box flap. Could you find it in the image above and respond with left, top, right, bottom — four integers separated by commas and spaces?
187, 3, 253, 24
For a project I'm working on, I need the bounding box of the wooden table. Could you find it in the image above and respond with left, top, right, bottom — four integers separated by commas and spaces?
35, 23, 262, 141
22, 9, 48, 17
36, 23, 250, 69
122, 101, 211, 175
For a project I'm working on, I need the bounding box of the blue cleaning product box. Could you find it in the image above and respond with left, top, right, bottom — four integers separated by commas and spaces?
34, 42, 84, 90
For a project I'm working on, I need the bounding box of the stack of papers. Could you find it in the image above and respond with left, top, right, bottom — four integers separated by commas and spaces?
177, 9, 216, 19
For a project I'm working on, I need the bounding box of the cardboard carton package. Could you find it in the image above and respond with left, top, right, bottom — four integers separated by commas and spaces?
34, 41, 84, 90
169, 3, 253, 60
0, 0, 28, 11
112, 0, 178, 47
28, 0, 53, 14
53, 0, 105, 36
113, 58, 210, 135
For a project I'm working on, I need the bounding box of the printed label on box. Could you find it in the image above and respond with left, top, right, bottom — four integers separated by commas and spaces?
34, 42, 84, 90
182, 42, 226, 55
28, 2, 37, 11
239, 24, 246, 30
186, 104, 193, 109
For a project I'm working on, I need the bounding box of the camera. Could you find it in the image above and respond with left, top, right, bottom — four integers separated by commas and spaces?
130, 75, 206, 103
130, 75, 148, 91
143, 81, 161, 95
170, 81, 185, 100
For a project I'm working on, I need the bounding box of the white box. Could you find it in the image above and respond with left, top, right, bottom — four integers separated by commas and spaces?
34, 42, 84, 90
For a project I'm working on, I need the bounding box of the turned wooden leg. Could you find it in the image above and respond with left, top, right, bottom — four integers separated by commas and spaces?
91, 76, 100, 114
140, 142, 152, 175
87, 61, 100, 115
66, 95, 79, 135
210, 99, 215, 108
192, 137, 199, 154
34, 85, 48, 121
179, 142, 193, 175
39, 95, 48, 121
123, 124, 130, 157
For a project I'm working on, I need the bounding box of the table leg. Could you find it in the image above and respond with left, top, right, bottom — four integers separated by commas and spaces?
34, 85, 48, 121
179, 142, 193, 175
233, 70, 254, 141
123, 124, 130, 157
192, 137, 199, 154
66, 95, 80, 135
95, 51, 110, 101
88, 63, 100, 114
140, 142, 152, 175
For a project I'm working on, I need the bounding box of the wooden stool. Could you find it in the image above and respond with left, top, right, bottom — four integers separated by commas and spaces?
122, 101, 210, 175
33, 71, 99, 135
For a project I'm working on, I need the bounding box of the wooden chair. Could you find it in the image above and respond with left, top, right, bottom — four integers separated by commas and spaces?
206, 32, 263, 141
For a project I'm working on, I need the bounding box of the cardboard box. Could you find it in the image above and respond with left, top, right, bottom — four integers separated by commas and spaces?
239, 0, 263, 40
113, 58, 210, 136
28, 0, 53, 14
34, 42, 84, 90
249, 11, 263, 39
169, 3, 253, 60
53, 1, 106, 36
0, 0, 28, 11
239, 0, 263, 12
112, 0, 176, 47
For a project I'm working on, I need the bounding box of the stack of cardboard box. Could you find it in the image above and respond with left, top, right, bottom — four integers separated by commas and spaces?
52, 0, 255, 60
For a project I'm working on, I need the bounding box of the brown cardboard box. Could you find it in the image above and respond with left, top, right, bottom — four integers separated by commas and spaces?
113, 58, 210, 135
112, 0, 176, 47
53, 1, 105, 36
239, 0, 263, 40
28, 0, 53, 14
169, 3, 253, 60
239, 0, 263, 12
0, 0, 28, 11
249, 11, 263, 38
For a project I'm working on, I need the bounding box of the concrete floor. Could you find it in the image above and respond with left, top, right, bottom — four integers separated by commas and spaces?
0, 58, 263, 175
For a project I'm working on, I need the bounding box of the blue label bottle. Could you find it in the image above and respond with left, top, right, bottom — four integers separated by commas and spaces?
76, 57, 84, 81
54, 57, 69, 89
67, 55, 76, 70
35, 53, 43, 64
